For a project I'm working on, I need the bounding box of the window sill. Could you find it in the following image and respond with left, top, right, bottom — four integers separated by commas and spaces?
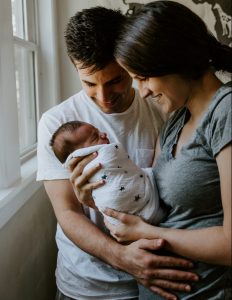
0, 155, 42, 229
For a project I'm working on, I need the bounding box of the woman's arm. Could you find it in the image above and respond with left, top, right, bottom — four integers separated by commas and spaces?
105, 143, 232, 266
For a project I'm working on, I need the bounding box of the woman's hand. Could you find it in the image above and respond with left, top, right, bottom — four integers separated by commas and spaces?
104, 208, 148, 242
68, 152, 105, 209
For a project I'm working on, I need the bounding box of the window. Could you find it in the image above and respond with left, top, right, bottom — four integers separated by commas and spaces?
0, 0, 59, 226
0, 0, 59, 190
11, 0, 38, 157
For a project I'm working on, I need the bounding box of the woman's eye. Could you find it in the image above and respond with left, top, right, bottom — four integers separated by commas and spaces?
138, 77, 147, 82
151, 93, 162, 101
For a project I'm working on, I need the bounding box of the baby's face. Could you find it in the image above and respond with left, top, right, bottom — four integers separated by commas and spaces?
75, 123, 110, 148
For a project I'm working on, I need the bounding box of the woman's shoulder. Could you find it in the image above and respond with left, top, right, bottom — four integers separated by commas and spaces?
206, 81, 232, 128
210, 81, 232, 113
205, 82, 232, 157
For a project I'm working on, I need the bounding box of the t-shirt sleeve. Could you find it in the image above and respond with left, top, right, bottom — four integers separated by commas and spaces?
210, 92, 232, 157
36, 113, 70, 181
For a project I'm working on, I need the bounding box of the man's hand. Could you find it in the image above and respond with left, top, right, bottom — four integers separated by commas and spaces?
69, 152, 104, 208
116, 239, 198, 300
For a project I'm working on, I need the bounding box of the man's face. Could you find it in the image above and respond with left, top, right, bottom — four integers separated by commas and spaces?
75, 61, 134, 114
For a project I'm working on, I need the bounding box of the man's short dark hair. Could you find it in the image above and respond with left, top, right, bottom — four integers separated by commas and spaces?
65, 6, 125, 73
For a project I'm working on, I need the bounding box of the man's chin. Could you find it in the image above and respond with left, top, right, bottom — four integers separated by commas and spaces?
101, 105, 118, 114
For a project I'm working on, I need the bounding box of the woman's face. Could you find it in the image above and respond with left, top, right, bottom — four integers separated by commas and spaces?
127, 70, 192, 114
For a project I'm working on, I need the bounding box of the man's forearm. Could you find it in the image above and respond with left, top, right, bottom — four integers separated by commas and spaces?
58, 208, 123, 268
44, 179, 123, 268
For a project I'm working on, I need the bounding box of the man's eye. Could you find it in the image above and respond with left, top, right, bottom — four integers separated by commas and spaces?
112, 78, 122, 84
85, 82, 95, 87
109, 77, 123, 85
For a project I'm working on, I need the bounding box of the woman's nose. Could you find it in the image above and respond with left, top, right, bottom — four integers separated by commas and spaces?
137, 81, 152, 98
139, 86, 152, 98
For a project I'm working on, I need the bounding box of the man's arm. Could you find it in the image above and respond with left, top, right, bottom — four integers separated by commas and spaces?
45, 179, 199, 300
44, 179, 117, 257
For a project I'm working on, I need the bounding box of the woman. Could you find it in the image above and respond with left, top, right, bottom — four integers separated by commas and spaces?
103, 1, 232, 299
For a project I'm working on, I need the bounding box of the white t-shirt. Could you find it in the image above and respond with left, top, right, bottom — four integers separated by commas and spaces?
37, 89, 164, 300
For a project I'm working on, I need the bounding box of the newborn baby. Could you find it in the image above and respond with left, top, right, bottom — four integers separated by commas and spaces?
50, 121, 165, 225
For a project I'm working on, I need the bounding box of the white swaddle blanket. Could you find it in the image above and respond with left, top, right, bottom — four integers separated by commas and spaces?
65, 143, 165, 225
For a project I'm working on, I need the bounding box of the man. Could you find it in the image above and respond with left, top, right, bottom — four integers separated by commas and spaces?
37, 7, 198, 300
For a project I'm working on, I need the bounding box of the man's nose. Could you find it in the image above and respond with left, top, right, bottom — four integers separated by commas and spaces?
96, 87, 111, 102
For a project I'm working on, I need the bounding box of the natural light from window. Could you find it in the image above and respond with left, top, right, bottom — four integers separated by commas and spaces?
11, 0, 38, 156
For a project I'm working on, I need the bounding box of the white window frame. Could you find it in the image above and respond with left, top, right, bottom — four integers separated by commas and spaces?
14, 36, 39, 160
0, 0, 60, 228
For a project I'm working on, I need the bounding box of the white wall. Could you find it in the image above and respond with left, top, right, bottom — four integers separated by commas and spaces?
0, 186, 57, 300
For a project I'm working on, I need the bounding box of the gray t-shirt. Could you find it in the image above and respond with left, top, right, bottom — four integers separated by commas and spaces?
153, 82, 232, 299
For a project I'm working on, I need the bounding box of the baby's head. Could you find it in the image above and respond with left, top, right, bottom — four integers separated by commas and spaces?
50, 121, 109, 163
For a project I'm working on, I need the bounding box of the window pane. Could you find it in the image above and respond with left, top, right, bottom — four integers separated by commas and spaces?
26, 0, 37, 43
11, 0, 37, 42
14, 45, 37, 154
11, 0, 25, 39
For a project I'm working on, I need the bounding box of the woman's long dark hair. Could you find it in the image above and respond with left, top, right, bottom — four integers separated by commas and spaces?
115, 1, 232, 79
